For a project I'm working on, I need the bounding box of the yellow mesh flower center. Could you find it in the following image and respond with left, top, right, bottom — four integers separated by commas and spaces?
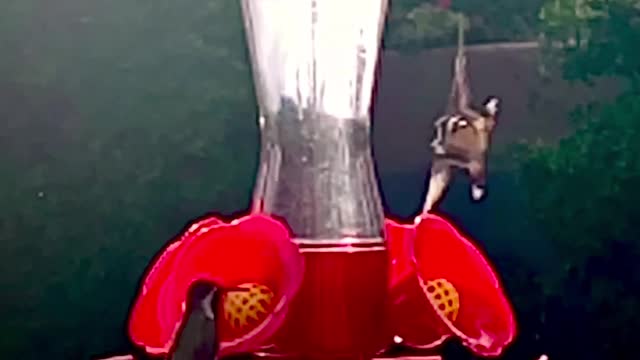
223, 283, 274, 330
422, 278, 460, 321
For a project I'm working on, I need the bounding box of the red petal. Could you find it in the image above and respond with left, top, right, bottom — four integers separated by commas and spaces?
386, 218, 452, 349
128, 216, 222, 355
386, 215, 516, 356
128, 214, 304, 356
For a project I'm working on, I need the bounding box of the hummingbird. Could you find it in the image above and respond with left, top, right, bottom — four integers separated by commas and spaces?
168, 281, 223, 360
100, 282, 249, 360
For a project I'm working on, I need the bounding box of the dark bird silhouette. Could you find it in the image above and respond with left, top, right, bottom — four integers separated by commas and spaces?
168, 281, 223, 360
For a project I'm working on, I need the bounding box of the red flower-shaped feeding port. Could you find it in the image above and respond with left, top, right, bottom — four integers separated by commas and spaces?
128, 214, 304, 357
128, 212, 515, 358
386, 213, 516, 357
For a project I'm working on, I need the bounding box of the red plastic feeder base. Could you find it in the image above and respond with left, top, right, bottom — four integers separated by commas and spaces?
252, 354, 442, 360
267, 240, 390, 360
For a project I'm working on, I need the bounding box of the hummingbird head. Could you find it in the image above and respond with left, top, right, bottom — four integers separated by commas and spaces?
187, 281, 219, 304
186, 281, 250, 320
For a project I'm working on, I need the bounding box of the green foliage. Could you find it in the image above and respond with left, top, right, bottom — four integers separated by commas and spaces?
540, 0, 640, 86
512, 0, 640, 355
512, 92, 640, 359
384, 0, 544, 53
514, 93, 640, 273
384, 2, 465, 52
450, 0, 546, 43
0, 0, 258, 358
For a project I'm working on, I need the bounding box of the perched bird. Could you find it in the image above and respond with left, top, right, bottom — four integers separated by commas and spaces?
168, 281, 223, 360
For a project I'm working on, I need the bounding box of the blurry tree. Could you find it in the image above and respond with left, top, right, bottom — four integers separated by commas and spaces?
540, 0, 640, 87
0, 0, 257, 358
384, 0, 545, 53
384, 2, 465, 53
511, 93, 640, 358
450, 0, 545, 43
512, 0, 640, 357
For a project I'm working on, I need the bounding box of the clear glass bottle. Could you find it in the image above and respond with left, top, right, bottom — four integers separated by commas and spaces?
241, 0, 390, 358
